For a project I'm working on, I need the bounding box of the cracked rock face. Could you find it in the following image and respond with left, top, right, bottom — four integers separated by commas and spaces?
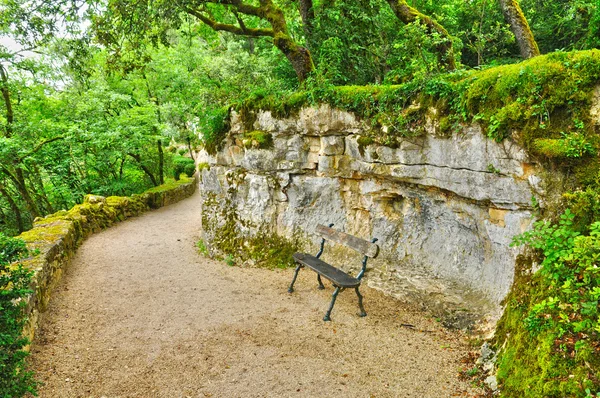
199, 105, 543, 326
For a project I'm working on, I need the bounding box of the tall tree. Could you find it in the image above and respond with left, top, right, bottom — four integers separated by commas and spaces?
385, 0, 456, 70
297, 0, 315, 51
497, 0, 539, 58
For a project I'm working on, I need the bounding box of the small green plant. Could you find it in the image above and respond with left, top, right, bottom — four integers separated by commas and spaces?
0, 233, 37, 397
201, 106, 230, 155
562, 131, 596, 158
466, 367, 479, 377
487, 164, 501, 174
224, 254, 235, 267
585, 388, 600, 398
504, 208, 600, 395
196, 240, 208, 256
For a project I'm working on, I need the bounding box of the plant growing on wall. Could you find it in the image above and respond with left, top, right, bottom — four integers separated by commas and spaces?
500, 209, 600, 396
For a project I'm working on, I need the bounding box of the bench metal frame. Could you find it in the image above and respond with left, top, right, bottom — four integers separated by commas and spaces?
288, 223, 379, 321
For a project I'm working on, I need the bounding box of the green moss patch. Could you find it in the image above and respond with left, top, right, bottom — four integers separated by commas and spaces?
242, 131, 274, 149
200, 191, 299, 270
144, 176, 192, 193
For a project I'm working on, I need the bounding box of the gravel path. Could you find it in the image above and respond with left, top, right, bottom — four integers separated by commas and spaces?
28, 191, 483, 397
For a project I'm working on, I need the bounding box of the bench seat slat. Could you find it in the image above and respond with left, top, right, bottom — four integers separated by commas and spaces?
315, 224, 379, 258
293, 253, 360, 288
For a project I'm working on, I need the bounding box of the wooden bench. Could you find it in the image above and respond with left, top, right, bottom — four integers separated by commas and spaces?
288, 224, 379, 321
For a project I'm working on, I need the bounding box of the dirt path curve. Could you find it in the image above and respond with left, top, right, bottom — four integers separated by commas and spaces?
28, 190, 483, 398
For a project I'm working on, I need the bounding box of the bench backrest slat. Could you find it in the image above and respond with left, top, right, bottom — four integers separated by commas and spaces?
315, 224, 379, 258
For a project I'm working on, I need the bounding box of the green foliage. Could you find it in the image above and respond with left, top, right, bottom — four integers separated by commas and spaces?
520, 0, 600, 53
172, 156, 195, 180
201, 106, 231, 155
233, 50, 600, 155
385, 20, 457, 83
0, 234, 37, 397
497, 209, 600, 396
461, 50, 600, 142
535, 132, 596, 159
196, 239, 208, 256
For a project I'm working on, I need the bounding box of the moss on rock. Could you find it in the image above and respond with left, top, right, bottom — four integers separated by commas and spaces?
200, 184, 300, 270
242, 131, 274, 149
229, 50, 600, 163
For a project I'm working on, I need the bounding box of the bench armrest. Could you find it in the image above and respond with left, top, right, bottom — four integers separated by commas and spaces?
357, 237, 378, 281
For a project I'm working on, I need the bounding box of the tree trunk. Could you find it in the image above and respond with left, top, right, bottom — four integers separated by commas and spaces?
0, 185, 24, 233
260, 0, 315, 82
276, 38, 315, 82
0, 63, 41, 219
2, 166, 42, 219
298, 0, 315, 51
128, 153, 159, 186
30, 163, 54, 214
0, 65, 13, 137
157, 139, 164, 185
498, 0, 540, 58
386, 0, 457, 71
186, 136, 196, 161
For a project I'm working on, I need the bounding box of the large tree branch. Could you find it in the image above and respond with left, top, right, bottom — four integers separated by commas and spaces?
176, 0, 314, 82
182, 6, 274, 37
190, 0, 264, 17
386, 0, 456, 71
18, 136, 65, 162
297, 0, 315, 51
0, 65, 14, 138
128, 152, 159, 186
498, 0, 540, 58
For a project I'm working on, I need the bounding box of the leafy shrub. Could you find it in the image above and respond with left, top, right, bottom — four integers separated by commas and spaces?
501, 209, 600, 396
0, 233, 37, 397
200, 106, 230, 155
172, 156, 195, 180
196, 240, 208, 256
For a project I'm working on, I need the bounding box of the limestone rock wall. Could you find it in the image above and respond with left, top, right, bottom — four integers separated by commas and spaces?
199, 106, 543, 322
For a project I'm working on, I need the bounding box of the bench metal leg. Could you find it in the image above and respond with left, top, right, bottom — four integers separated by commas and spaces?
355, 287, 367, 317
288, 265, 303, 293
323, 287, 342, 321
317, 275, 325, 290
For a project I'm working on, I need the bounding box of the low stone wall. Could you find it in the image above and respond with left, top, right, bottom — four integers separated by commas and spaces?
199, 105, 545, 327
18, 176, 197, 345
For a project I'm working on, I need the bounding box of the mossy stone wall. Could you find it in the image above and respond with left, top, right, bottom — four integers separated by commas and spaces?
17, 176, 197, 347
